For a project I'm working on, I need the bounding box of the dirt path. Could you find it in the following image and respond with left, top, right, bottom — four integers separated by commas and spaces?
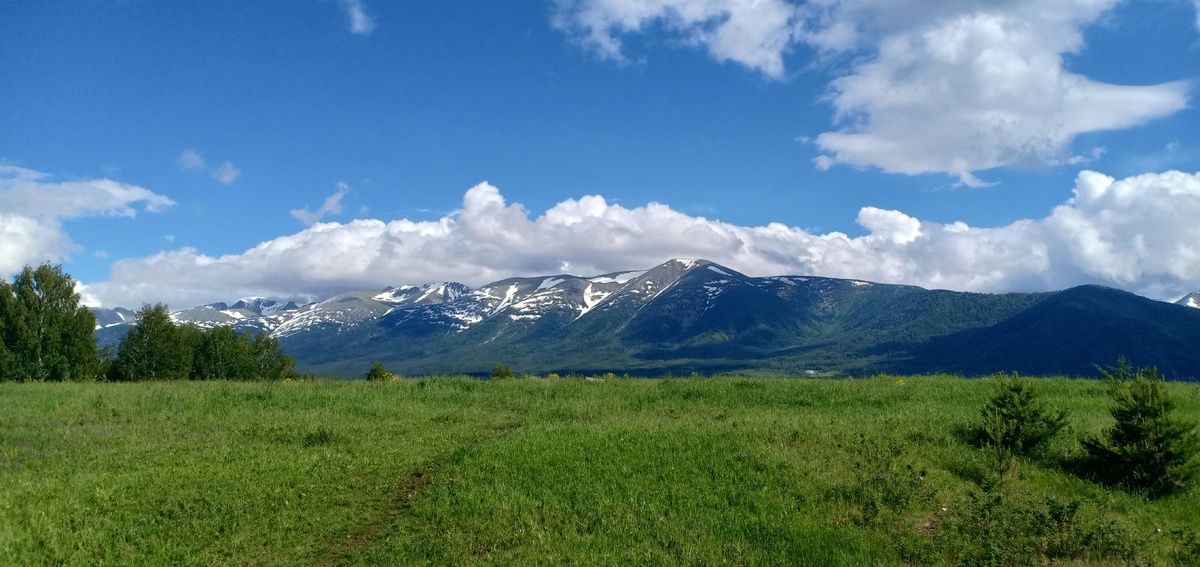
323, 420, 522, 566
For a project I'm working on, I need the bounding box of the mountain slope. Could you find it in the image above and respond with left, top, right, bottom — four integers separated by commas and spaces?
896, 286, 1200, 377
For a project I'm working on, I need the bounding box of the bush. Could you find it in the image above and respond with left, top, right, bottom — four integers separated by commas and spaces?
937, 491, 1141, 565
490, 362, 514, 380
365, 361, 392, 382
1081, 358, 1200, 496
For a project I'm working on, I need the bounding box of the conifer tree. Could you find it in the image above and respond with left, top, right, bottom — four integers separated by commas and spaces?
974, 372, 1068, 456
1082, 357, 1200, 495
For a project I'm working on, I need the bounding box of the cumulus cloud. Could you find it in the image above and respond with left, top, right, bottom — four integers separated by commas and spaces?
291, 182, 349, 225
339, 0, 376, 35
808, 2, 1190, 186
554, 0, 1192, 185
210, 162, 241, 185
0, 165, 175, 276
82, 172, 1200, 308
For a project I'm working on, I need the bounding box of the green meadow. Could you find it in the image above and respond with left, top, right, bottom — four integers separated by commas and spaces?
2, 376, 1199, 565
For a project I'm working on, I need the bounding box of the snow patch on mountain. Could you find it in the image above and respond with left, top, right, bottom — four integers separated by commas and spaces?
1173, 292, 1200, 309
577, 282, 613, 318
491, 284, 521, 316
590, 270, 646, 284
373, 287, 414, 302
704, 281, 730, 298
538, 277, 565, 290
91, 306, 137, 330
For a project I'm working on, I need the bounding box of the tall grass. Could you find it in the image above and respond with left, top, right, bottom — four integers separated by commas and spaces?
2, 375, 1198, 565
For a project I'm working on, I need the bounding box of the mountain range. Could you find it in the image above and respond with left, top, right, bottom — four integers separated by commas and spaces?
91, 259, 1200, 380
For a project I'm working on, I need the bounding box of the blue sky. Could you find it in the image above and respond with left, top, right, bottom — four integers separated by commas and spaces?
2, 0, 1199, 308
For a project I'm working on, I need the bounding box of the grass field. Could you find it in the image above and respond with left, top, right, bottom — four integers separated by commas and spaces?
2, 375, 1199, 565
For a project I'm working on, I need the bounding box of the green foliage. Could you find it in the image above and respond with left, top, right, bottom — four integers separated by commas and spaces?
490, 361, 514, 380
973, 372, 1068, 457
110, 304, 296, 381
1081, 357, 1200, 495
938, 491, 1140, 566
0, 264, 98, 381
365, 361, 392, 381
842, 434, 932, 526
250, 333, 296, 381
192, 326, 256, 381
111, 304, 192, 381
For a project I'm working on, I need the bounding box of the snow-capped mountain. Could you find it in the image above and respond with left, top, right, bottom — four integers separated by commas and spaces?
273, 282, 471, 338
168, 299, 304, 334
91, 306, 137, 330
1174, 292, 1200, 309
91, 259, 1200, 379
375, 265, 662, 334
231, 298, 301, 315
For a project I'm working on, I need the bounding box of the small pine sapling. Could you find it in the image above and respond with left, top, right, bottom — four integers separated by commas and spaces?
974, 372, 1068, 457
1081, 357, 1200, 496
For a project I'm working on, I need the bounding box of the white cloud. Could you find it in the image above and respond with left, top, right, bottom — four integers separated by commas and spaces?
291, 182, 349, 225
554, 0, 1192, 184
339, 0, 376, 35
179, 150, 241, 185
178, 149, 205, 170
552, 0, 800, 78
809, 3, 1190, 185
82, 172, 1200, 308
210, 162, 241, 185
0, 165, 175, 277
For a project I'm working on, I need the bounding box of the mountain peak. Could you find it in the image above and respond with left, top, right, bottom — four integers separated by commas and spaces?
1175, 291, 1200, 309
665, 258, 707, 270
372, 281, 471, 306
230, 297, 300, 315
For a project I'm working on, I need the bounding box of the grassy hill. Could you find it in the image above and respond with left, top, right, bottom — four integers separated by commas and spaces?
3, 376, 1199, 565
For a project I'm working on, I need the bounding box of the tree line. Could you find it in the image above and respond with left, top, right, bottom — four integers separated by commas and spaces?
1, 264, 295, 382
